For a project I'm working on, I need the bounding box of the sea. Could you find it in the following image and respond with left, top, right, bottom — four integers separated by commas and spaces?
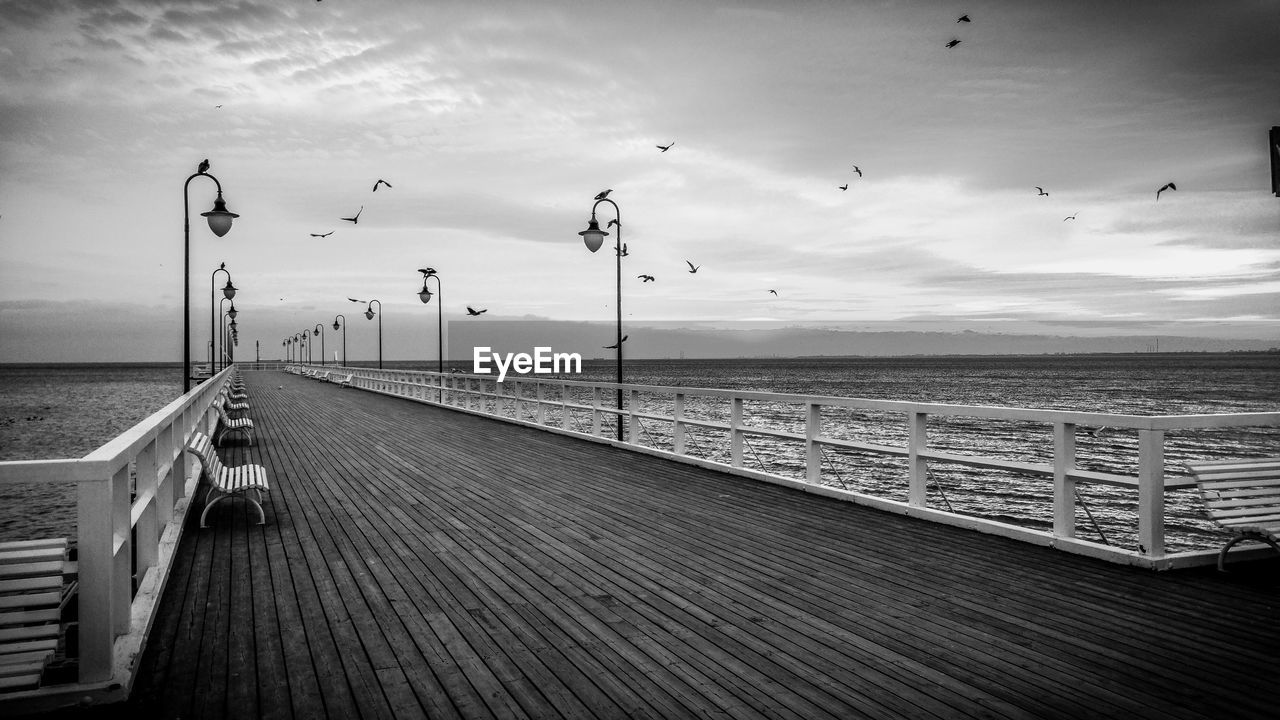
2, 354, 1278, 554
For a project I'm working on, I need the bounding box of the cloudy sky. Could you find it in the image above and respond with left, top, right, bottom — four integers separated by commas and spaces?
1, 0, 1278, 362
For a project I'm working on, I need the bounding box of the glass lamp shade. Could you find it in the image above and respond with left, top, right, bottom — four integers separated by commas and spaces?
313, 327, 320, 336
201, 193, 239, 238
229, 319, 238, 330
227, 304, 238, 319
222, 280, 237, 300
333, 320, 340, 331
365, 309, 375, 320
579, 218, 607, 253
419, 285, 433, 304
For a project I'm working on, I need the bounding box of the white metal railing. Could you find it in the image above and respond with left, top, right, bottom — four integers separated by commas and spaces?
289, 365, 1280, 569
0, 366, 236, 702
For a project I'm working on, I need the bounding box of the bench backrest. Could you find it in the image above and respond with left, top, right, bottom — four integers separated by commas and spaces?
186, 431, 225, 480
1185, 458, 1280, 527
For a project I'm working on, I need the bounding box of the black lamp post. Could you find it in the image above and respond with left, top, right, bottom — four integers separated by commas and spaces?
183, 164, 238, 393
313, 323, 326, 366
333, 315, 347, 366
364, 300, 383, 369
218, 298, 236, 372
578, 196, 624, 441
417, 268, 443, 374
210, 263, 236, 374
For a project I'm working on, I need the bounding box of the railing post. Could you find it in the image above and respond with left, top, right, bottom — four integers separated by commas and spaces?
1053, 422, 1077, 539
806, 403, 822, 484
673, 393, 687, 455
592, 387, 602, 437
156, 419, 176, 525
730, 397, 744, 468
628, 389, 640, 445
536, 382, 546, 425
1137, 428, 1166, 558
561, 382, 572, 431
76, 474, 114, 682
908, 411, 928, 507
136, 438, 160, 578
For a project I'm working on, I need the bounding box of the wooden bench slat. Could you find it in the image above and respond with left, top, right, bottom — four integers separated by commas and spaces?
0, 649, 54, 667
0, 561, 73, 582
0, 539, 67, 554
0, 624, 60, 643
0, 548, 68, 566
0, 592, 60, 611
0, 576, 62, 596
0, 638, 57, 656
0, 608, 61, 627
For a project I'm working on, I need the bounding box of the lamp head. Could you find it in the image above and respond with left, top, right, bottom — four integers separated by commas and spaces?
227, 303, 238, 319
419, 281, 433, 304
201, 191, 239, 237
333, 320, 340, 331
365, 308, 375, 320
222, 279, 237, 300
578, 216, 607, 253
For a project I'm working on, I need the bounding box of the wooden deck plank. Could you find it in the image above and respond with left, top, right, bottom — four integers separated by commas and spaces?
108, 370, 1280, 720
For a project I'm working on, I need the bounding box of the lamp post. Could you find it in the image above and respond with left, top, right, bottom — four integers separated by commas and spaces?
364, 300, 383, 369
298, 331, 310, 365
333, 315, 347, 366
578, 196, 624, 441
218, 298, 236, 371
183, 165, 239, 393
313, 323, 326, 367
228, 318, 238, 366
210, 263, 236, 374
417, 268, 444, 375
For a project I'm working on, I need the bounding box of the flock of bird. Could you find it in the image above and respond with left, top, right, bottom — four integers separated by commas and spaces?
194, 9, 1190, 352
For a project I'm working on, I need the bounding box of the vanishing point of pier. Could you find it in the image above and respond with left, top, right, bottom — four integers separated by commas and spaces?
2, 367, 1278, 719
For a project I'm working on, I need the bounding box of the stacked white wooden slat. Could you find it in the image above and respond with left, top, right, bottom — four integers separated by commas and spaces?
0, 538, 74, 693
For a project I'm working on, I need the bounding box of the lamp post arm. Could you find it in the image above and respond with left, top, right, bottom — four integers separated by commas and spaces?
369, 300, 383, 369
590, 197, 624, 441
182, 171, 225, 393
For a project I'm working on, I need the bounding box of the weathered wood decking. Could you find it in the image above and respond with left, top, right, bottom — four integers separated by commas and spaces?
111, 371, 1280, 719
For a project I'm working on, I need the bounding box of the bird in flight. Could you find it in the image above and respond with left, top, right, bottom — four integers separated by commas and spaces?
341, 206, 363, 223
616, 243, 629, 257
198, 158, 210, 174
603, 335, 629, 349
768, 289, 778, 296
686, 260, 700, 273
348, 297, 365, 303
1035, 186, 1049, 196
638, 274, 655, 282
214, 104, 223, 109
595, 189, 612, 200
957, 14, 971, 23
657, 142, 674, 152
372, 179, 392, 192
852, 165, 862, 177
310, 231, 334, 238
838, 184, 848, 191
466, 306, 487, 316
607, 218, 619, 229
1063, 212, 1078, 222
1156, 182, 1177, 201
946, 38, 961, 48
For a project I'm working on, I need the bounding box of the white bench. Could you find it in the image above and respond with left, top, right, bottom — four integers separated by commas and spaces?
214, 397, 254, 446
186, 432, 271, 528
0, 538, 74, 693
1185, 457, 1280, 570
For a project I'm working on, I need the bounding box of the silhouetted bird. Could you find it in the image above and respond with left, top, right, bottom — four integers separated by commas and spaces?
310, 231, 334, 238
595, 189, 612, 200
1063, 213, 1078, 222
638, 275, 655, 282
946, 38, 961, 48
1036, 186, 1049, 196
466, 306, 487, 316
1156, 182, 1176, 201
839, 184, 848, 191
419, 267, 437, 275
616, 243, 628, 257
769, 289, 778, 296
373, 179, 392, 192
607, 219, 619, 228
214, 105, 222, 109
340, 206, 363, 223
686, 260, 700, 273
852, 165, 862, 177
603, 335, 628, 349
348, 297, 365, 303
657, 142, 674, 152
198, 158, 210, 174
957, 14, 971, 22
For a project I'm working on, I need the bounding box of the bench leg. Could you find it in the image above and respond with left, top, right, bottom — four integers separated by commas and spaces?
200, 492, 227, 528
1218, 534, 1280, 572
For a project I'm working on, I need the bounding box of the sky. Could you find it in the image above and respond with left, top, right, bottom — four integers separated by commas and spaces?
1, 0, 1278, 362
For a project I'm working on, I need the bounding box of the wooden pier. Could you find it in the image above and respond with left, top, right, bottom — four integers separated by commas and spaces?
42, 371, 1280, 718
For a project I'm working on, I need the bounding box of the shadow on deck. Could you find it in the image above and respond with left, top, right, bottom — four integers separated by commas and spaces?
54, 370, 1280, 719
